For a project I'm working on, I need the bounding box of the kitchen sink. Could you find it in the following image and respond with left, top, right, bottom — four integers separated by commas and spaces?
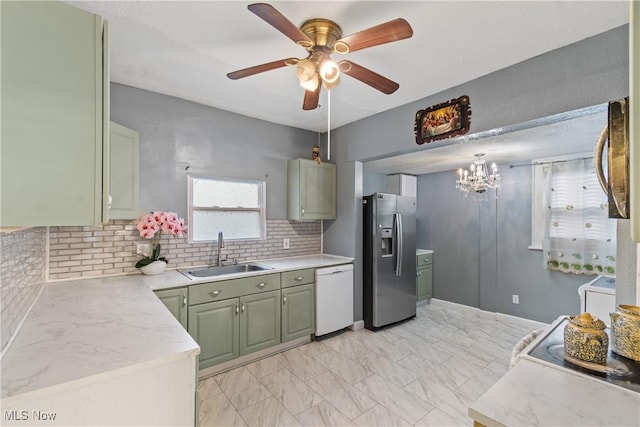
178, 263, 273, 279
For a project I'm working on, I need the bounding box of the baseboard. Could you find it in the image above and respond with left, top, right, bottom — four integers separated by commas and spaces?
350, 320, 365, 331
430, 298, 548, 330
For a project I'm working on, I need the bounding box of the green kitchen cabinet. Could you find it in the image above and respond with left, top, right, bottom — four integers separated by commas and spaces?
239, 290, 281, 355
417, 252, 433, 302
1, 1, 110, 226
155, 288, 188, 329
188, 298, 240, 369
287, 159, 336, 220
109, 122, 139, 220
281, 283, 315, 342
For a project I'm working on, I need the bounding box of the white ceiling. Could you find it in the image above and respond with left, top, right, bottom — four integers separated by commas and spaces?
69, 1, 628, 134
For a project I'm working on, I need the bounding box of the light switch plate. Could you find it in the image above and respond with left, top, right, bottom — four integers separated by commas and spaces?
283, 238, 290, 249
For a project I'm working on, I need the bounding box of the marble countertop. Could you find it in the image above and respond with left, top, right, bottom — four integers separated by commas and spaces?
469, 358, 640, 427
149, 253, 354, 291
1, 253, 353, 405
469, 316, 640, 427
416, 249, 433, 255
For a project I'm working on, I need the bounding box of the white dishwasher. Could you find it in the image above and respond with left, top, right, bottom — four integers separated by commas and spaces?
315, 264, 354, 336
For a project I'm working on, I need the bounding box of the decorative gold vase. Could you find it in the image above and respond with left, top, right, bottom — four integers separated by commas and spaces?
610, 305, 640, 361
564, 312, 609, 364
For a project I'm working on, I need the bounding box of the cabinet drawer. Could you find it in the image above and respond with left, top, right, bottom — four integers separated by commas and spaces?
281, 268, 315, 288
417, 253, 432, 267
189, 273, 280, 306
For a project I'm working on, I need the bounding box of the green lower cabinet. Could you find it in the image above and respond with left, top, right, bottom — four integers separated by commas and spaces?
240, 290, 281, 355
155, 288, 188, 329
417, 264, 432, 301
188, 299, 239, 370
281, 284, 315, 342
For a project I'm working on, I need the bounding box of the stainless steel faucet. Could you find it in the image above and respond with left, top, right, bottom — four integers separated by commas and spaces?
216, 231, 225, 266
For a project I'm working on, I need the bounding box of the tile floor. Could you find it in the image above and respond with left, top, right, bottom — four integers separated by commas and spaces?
198, 302, 536, 426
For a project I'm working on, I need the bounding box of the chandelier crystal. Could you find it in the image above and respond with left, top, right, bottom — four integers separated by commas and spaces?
456, 153, 500, 194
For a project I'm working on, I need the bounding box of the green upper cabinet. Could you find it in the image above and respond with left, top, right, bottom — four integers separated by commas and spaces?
109, 122, 139, 220
287, 159, 336, 220
1, 1, 109, 226
155, 287, 188, 329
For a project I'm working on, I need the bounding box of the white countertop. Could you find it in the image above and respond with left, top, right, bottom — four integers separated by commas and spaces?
1, 253, 353, 405
469, 316, 640, 427
469, 358, 640, 427
416, 249, 433, 255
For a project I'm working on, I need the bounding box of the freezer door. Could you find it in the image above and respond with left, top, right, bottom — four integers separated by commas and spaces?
371, 193, 399, 327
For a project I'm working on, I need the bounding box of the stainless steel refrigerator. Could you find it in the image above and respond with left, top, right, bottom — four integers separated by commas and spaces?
363, 193, 417, 330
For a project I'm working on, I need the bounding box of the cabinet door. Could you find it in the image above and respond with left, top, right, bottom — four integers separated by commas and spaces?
417, 265, 432, 301
109, 122, 139, 219
239, 290, 281, 355
1, 1, 108, 226
155, 288, 188, 329
300, 161, 336, 219
188, 299, 239, 370
282, 284, 315, 342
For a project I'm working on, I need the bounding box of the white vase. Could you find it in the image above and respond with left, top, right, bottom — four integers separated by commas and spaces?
140, 260, 167, 276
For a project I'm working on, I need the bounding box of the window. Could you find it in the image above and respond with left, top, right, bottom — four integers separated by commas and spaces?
538, 157, 616, 275
188, 175, 266, 242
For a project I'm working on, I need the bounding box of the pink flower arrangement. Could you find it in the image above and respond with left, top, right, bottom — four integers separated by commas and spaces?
135, 211, 187, 268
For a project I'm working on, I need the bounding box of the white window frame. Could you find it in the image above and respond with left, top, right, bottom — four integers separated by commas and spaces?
530, 152, 593, 250
187, 175, 266, 243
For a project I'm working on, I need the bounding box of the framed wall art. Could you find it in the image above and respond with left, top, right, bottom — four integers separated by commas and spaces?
414, 95, 471, 144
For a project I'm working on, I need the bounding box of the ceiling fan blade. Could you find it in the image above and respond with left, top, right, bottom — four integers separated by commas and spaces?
302, 86, 321, 110
227, 58, 297, 80
334, 18, 413, 54
339, 60, 399, 94
248, 3, 313, 48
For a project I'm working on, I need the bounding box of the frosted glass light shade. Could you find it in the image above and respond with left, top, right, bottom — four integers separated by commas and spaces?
322, 75, 340, 90
296, 59, 316, 82
300, 73, 319, 91
319, 59, 340, 83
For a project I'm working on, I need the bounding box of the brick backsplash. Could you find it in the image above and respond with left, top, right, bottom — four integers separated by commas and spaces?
1, 227, 46, 353
47, 219, 321, 281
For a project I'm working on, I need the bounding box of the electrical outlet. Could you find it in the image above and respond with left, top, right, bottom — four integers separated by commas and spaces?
137, 243, 151, 257
283, 238, 290, 249
512, 294, 520, 304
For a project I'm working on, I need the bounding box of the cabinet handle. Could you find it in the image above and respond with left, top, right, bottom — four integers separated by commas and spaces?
283, 295, 287, 304
235, 305, 239, 315
209, 290, 221, 297
257, 282, 266, 288
417, 271, 421, 276
182, 295, 187, 306
295, 276, 303, 281
301, 207, 305, 215
108, 195, 112, 209
241, 304, 245, 312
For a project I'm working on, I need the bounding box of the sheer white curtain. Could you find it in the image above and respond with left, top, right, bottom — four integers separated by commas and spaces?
542, 158, 616, 275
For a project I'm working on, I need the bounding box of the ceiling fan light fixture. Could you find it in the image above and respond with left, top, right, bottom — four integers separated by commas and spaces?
300, 73, 319, 91
296, 58, 316, 82
322, 75, 340, 90
319, 58, 340, 83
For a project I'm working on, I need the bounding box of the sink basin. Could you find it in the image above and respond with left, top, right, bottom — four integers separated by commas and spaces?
179, 263, 273, 279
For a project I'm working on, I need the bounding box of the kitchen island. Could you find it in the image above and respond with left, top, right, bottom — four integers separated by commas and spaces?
469, 316, 640, 427
1, 253, 352, 426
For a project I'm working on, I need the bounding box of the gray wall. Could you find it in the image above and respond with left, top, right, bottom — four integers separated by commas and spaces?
417, 166, 588, 323
326, 25, 629, 322
111, 83, 316, 220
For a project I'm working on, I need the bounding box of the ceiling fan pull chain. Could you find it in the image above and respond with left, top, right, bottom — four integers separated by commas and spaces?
327, 90, 331, 161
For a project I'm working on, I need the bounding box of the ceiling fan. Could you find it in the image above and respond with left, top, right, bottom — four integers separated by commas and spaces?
227, 3, 413, 110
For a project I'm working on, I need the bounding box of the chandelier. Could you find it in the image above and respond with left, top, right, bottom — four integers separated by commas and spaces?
456, 153, 500, 194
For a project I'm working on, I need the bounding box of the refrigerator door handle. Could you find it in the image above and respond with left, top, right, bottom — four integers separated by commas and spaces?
395, 213, 403, 277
